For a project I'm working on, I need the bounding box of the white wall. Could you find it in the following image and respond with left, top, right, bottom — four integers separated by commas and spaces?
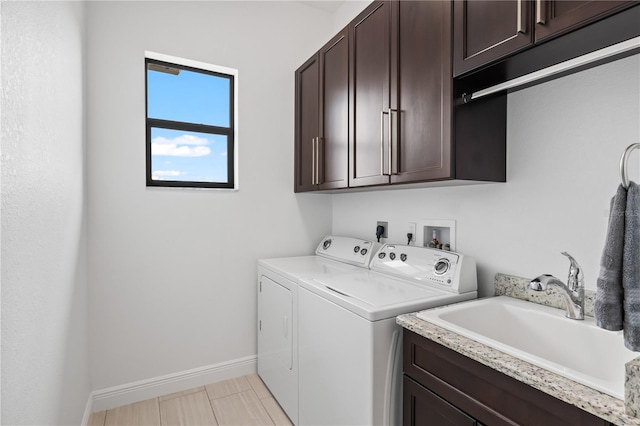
1, 2, 90, 424
333, 54, 640, 297
86, 1, 334, 391
332, 0, 371, 32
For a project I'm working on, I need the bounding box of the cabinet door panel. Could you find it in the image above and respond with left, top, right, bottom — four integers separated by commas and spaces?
319, 30, 349, 190
391, 0, 452, 184
349, 1, 391, 187
535, 1, 636, 42
403, 376, 477, 426
454, 0, 533, 76
294, 55, 319, 192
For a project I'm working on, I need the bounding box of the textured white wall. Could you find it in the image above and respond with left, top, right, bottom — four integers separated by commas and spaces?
86, 1, 333, 390
1, 1, 90, 424
333, 54, 640, 297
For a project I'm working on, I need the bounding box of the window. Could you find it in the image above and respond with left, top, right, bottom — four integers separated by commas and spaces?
145, 52, 237, 189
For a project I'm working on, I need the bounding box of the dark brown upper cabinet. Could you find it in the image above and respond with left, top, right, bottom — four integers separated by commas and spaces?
294, 30, 349, 193
454, 0, 534, 77
534, 1, 637, 42
454, 0, 638, 77
348, 2, 391, 187
294, 54, 319, 193
349, 0, 454, 188
391, 0, 453, 184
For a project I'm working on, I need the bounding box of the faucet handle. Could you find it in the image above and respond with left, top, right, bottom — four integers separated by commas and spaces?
560, 251, 583, 291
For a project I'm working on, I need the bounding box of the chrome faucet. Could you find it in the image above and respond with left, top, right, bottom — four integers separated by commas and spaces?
529, 252, 585, 320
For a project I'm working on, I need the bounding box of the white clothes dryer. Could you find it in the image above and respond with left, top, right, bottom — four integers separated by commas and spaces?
257, 236, 379, 425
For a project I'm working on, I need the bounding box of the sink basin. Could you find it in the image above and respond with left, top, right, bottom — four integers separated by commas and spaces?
416, 296, 638, 399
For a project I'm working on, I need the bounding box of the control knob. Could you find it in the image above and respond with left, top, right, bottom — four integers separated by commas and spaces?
433, 258, 450, 275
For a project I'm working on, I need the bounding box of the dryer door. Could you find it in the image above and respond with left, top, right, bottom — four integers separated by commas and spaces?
258, 275, 293, 370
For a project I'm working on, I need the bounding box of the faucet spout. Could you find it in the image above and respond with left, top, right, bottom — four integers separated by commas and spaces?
529, 252, 585, 320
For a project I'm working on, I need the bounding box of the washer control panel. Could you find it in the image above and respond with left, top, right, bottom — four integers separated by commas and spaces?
370, 244, 477, 294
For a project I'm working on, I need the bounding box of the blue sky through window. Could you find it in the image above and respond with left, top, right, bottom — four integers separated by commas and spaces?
150, 127, 228, 183
147, 64, 231, 184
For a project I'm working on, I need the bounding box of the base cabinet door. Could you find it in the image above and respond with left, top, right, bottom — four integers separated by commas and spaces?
403, 329, 611, 426
403, 376, 478, 426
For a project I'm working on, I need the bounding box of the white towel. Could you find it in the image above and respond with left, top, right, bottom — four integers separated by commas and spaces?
595, 185, 627, 330
623, 182, 640, 351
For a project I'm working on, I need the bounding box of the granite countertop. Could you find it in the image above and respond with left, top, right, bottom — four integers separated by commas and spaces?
397, 311, 640, 426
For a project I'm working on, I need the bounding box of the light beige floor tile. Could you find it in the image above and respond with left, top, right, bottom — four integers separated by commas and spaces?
205, 376, 252, 400
159, 391, 218, 426
211, 390, 274, 426
105, 398, 160, 426
159, 386, 205, 402
246, 374, 271, 400
88, 410, 106, 426
260, 397, 293, 426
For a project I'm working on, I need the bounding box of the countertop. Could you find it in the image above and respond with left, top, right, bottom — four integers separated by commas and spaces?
397, 311, 640, 425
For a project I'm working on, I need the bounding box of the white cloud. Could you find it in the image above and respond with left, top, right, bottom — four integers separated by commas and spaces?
152, 170, 186, 180
151, 134, 212, 157
153, 134, 209, 146
152, 143, 211, 157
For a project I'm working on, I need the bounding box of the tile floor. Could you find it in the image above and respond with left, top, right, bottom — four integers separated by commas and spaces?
87, 374, 293, 426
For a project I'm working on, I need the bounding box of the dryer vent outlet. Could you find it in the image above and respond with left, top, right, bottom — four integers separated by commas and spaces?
376, 221, 388, 240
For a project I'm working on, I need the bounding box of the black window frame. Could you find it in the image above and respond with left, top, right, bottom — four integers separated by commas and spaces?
145, 57, 235, 189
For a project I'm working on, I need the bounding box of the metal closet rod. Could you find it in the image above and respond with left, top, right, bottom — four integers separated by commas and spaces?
621, 143, 640, 189
462, 36, 640, 103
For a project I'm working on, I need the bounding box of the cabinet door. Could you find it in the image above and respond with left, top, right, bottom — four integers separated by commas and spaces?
534, 1, 636, 42
294, 54, 320, 193
453, 0, 534, 77
390, 0, 452, 184
349, 1, 392, 187
319, 29, 349, 190
403, 376, 477, 426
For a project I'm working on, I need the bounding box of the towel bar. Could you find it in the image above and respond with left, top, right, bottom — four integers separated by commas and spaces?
620, 143, 640, 189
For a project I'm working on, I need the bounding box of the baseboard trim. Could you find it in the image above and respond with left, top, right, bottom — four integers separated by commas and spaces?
91, 355, 257, 412
81, 393, 93, 426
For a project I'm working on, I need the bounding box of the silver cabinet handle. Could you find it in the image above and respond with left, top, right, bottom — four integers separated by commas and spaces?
388, 109, 394, 176
517, 0, 525, 33
380, 111, 386, 176
316, 137, 321, 185
311, 137, 316, 185
380, 110, 393, 176
536, 0, 545, 24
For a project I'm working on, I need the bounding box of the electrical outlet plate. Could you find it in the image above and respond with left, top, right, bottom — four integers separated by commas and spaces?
376, 221, 388, 239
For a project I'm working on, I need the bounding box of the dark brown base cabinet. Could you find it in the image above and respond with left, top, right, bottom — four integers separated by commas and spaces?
403, 329, 612, 426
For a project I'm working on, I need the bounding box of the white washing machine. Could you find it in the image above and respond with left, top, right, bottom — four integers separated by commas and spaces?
297, 244, 478, 426
257, 236, 379, 425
